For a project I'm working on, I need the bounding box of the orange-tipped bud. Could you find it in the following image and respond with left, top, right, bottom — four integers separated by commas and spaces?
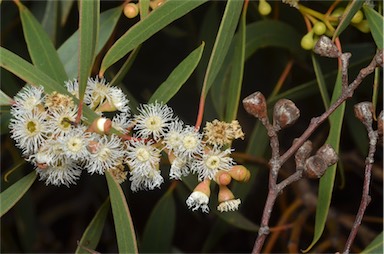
87, 117, 112, 134
218, 185, 235, 203
228, 165, 250, 182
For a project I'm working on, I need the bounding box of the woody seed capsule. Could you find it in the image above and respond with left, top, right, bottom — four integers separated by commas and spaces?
294, 139, 313, 169
304, 155, 328, 179
378, 111, 383, 136
243, 92, 268, 120
354, 102, 373, 124
316, 144, 338, 167
313, 35, 341, 58
273, 99, 300, 130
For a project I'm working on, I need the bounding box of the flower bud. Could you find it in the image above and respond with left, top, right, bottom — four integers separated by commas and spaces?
316, 144, 338, 167
378, 110, 383, 136
216, 171, 232, 186
228, 165, 250, 182
301, 31, 314, 50
243, 92, 268, 120
304, 155, 328, 179
124, 3, 139, 19
87, 117, 112, 134
313, 36, 341, 58
354, 102, 373, 125
313, 22, 327, 36
273, 99, 300, 130
258, 0, 271, 16
294, 139, 313, 169
351, 10, 363, 24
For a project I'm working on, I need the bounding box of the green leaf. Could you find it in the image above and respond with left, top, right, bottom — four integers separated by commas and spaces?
105, 171, 138, 254
41, 0, 59, 43
76, 198, 110, 254
363, 5, 384, 49
17, 1, 68, 84
149, 42, 205, 104
311, 53, 330, 110
361, 232, 384, 254
78, 0, 99, 101
58, 6, 122, 79
201, 0, 243, 97
109, 46, 141, 88
139, 0, 150, 19
100, 0, 208, 75
60, 0, 75, 26
332, 0, 364, 40
0, 171, 37, 217
244, 20, 304, 61
304, 71, 345, 252
0, 47, 101, 125
0, 90, 13, 106
224, 3, 246, 122
141, 189, 176, 252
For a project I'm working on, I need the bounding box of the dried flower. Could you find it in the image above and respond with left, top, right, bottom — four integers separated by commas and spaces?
203, 119, 244, 147
316, 144, 338, 167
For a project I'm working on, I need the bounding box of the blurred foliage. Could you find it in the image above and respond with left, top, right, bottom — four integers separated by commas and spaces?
1, 0, 382, 253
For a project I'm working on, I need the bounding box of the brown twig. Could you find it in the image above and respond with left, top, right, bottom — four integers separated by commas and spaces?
342, 109, 379, 253
248, 41, 382, 253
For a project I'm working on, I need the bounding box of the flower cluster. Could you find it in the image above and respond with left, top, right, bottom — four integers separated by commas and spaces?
9, 77, 250, 213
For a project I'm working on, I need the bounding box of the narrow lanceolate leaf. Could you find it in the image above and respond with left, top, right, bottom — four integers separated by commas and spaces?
105, 171, 138, 254
58, 6, 122, 79
363, 5, 384, 49
0, 171, 37, 217
149, 42, 205, 104
202, 0, 243, 97
76, 198, 110, 254
224, 2, 246, 122
304, 71, 345, 252
41, 0, 59, 43
17, 1, 68, 84
361, 232, 384, 254
0, 90, 13, 106
99, 0, 208, 75
311, 53, 330, 110
139, 0, 150, 19
141, 189, 176, 252
78, 0, 99, 101
0, 47, 101, 125
333, 0, 364, 41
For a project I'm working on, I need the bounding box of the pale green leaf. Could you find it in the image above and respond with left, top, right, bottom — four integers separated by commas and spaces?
105, 171, 138, 254
17, 1, 68, 84
139, 0, 150, 19
76, 198, 110, 254
78, 0, 99, 101
0, 171, 37, 217
201, 0, 243, 97
141, 189, 176, 252
58, 6, 122, 79
311, 53, 330, 109
333, 0, 364, 40
224, 3, 246, 122
100, 0, 208, 75
149, 42, 205, 104
0, 47, 102, 125
41, 0, 58, 43
361, 232, 384, 254
0, 90, 13, 106
363, 5, 384, 49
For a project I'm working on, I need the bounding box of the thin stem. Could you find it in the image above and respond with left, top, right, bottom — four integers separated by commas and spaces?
270, 59, 294, 98
342, 124, 378, 254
